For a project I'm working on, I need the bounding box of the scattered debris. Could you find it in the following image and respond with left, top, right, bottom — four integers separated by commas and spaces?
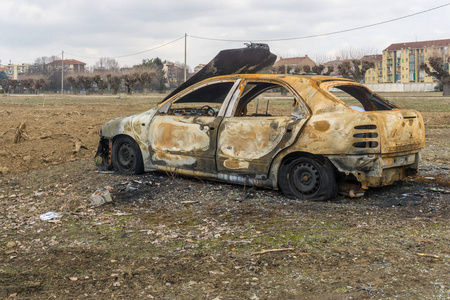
356, 280, 380, 295
251, 248, 295, 255
40, 212, 61, 221
14, 122, 29, 143
91, 186, 113, 206
416, 253, 440, 259
427, 187, 450, 194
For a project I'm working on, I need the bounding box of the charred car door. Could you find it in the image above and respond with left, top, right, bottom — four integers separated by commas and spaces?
216, 80, 310, 175
148, 79, 240, 172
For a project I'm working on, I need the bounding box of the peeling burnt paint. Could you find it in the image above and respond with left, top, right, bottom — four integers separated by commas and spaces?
149, 116, 211, 152
218, 118, 290, 160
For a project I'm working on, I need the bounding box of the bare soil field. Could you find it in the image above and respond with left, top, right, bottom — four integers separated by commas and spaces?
0, 93, 449, 299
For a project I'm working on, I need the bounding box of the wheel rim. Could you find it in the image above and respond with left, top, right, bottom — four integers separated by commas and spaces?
117, 141, 135, 171
290, 161, 321, 196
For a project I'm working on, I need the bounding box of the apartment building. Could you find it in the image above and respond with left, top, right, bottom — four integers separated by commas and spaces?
47, 59, 86, 73
362, 54, 382, 84
382, 38, 450, 83
0, 63, 30, 80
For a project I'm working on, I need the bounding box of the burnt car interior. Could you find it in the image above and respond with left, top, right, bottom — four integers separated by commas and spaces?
331, 85, 398, 111
166, 82, 235, 117
234, 82, 296, 117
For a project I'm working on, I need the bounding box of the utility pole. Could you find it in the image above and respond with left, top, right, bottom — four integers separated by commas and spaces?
61, 51, 64, 94
184, 33, 187, 82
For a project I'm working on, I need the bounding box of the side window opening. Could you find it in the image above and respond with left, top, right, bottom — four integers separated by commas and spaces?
331, 85, 397, 111
162, 82, 235, 117
234, 82, 300, 117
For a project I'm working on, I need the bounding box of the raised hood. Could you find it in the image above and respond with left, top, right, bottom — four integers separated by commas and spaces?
163, 43, 277, 101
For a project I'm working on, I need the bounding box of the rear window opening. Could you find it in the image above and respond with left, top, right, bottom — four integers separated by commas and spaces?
330, 85, 397, 111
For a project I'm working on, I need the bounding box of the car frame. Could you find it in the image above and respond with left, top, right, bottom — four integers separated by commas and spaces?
96, 45, 425, 201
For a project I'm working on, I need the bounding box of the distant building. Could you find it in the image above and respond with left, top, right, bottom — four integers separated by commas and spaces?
362, 54, 382, 84
163, 61, 185, 88
273, 55, 316, 74
382, 38, 450, 83
0, 63, 30, 80
48, 59, 86, 73
323, 60, 343, 76
194, 64, 206, 73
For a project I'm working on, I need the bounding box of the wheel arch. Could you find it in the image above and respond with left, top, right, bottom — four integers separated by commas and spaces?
273, 151, 338, 200
269, 150, 336, 189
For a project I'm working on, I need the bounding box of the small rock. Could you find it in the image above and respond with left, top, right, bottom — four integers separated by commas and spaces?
6, 241, 16, 248
0, 166, 9, 175
23, 155, 31, 162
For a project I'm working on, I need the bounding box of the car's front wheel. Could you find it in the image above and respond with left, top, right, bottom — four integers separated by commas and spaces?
112, 136, 144, 174
278, 156, 337, 201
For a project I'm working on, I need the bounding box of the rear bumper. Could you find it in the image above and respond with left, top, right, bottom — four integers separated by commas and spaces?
327, 151, 420, 188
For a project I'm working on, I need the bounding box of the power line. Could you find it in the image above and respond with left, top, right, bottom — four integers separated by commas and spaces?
189, 2, 450, 43
65, 35, 185, 60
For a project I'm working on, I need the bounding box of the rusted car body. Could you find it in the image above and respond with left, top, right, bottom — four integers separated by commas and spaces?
96, 46, 425, 201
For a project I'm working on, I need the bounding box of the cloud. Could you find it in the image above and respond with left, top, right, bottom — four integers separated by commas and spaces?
1, 0, 449, 68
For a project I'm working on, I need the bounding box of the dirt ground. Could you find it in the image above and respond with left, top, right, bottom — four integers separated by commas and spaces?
0, 93, 449, 299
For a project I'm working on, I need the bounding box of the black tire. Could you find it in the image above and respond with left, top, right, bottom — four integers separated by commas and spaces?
278, 156, 337, 201
112, 136, 144, 174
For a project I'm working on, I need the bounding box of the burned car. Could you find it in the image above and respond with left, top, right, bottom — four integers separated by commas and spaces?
96, 45, 425, 201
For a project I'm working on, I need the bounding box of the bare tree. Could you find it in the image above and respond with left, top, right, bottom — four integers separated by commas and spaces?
338, 60, 375, 82
122, 72, 140, 95
107, 73, 122, 95
93, 74, 108, 95
1, 79, 9, 93
21, 78, 34, 94
139, 69, 157, 93
311, 65, 325, 75
9, 80, 19, 94
33, 77, 46, 94
94, 57, 120, 72
67, 76, 79, 94
332, 46, 377, 61
276, 65, 286, 74
420, 56, 450, 96
302, 65, 312, 73
323, 66, 334, 76
77, 75, 93, 95
27, 56, 65, 91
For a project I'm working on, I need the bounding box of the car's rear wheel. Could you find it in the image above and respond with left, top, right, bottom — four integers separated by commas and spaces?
278, 156, 336, 201
112, 136, 144, 174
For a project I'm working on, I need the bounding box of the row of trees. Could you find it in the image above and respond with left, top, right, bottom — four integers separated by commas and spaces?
1, 76, 47, 94
1, 56, 189, 95
274, 64, 335, 76
66, 68, 163, 95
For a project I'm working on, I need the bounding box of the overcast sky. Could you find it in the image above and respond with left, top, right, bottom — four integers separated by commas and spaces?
1, 0, 449, 70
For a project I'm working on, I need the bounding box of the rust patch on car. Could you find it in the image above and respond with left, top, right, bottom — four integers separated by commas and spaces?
150, 117, 210, 152
313, 120, 330, 132
223, 159, 250, 169
152, 152, 196, 167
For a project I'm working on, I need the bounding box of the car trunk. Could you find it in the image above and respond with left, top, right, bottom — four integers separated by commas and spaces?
365, 109, 425, 154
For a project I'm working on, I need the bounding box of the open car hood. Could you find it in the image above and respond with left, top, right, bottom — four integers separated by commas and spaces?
163, 43, 277, 101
